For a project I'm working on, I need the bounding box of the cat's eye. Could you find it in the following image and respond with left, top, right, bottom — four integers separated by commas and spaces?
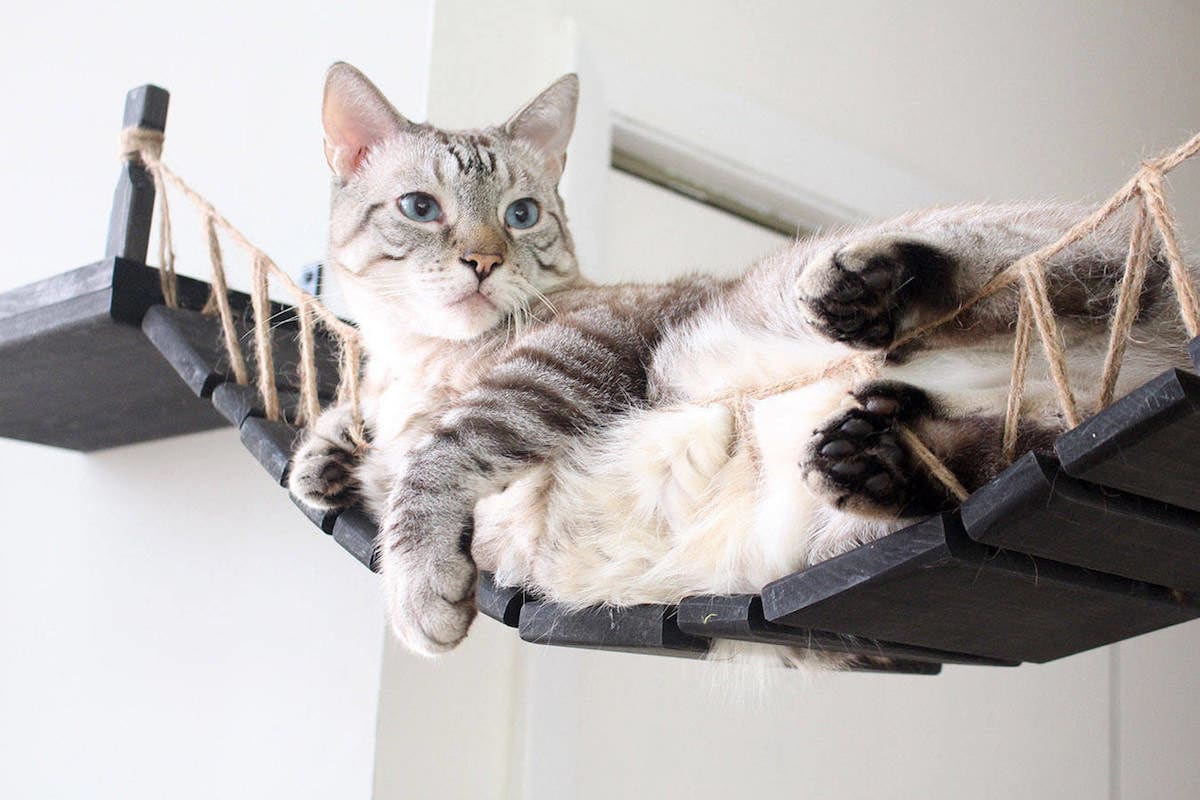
504, 198, 540, 229
398, 192, 442, 223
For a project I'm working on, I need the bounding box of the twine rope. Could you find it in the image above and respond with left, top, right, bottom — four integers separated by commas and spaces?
120, 127, 365, 439
119, 126, 1200, 503
201, 213, 250, 385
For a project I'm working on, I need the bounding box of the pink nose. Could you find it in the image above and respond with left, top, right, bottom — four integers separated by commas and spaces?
461, 251, 504, 280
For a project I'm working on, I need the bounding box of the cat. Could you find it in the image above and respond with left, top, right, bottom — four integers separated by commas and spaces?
290, 62, 1191, 664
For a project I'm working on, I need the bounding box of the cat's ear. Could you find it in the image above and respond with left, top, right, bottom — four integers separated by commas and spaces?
322, 62, 410, 179
504, 74, 579, 179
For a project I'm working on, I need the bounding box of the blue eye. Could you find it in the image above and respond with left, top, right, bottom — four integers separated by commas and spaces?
504, 198, 540, 229
398, 192, 442, 222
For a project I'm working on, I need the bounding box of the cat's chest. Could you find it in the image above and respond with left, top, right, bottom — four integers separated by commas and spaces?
369, 345, 488, 444
653, 316, 852, 402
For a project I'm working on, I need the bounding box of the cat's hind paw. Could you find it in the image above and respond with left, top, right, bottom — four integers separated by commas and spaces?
802, 383, 936, 518
796, 235, 952, 349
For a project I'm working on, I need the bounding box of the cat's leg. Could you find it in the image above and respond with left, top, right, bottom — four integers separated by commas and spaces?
802, 380, 1059, 519
379, 308, 649, 655
288, 402, 364, 511
795, 209, 1175, 352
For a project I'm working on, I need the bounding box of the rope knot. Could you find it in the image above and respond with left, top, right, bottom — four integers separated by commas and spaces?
119, 126, 164, 162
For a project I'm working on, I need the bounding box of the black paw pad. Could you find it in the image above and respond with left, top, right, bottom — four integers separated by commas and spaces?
809, 408, 912, 509
850, 382, 932, 422
803, 238, 954, 350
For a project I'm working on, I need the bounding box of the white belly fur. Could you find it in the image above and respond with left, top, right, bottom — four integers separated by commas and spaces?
470, 322, 1173, 608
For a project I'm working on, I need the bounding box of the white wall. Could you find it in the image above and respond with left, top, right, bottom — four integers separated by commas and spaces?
0, 3, 435, 798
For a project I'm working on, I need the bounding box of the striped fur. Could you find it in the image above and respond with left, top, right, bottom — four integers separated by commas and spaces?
290, 64, 1194, 663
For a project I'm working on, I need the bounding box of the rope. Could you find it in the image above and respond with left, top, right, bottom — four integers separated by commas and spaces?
118, 127, 364, 440
250, 254, 281, 421
1002, 292, 1034, 463
201, 214, 249, 385
296, 295, 322, 427
1098, 200, 1152, 410
897, 426, 969, 502
116, 125, 1200, 505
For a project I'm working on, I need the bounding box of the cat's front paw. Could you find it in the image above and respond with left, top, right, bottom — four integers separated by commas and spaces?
796, 235, 950, 349
381, 525, 478, 656
288, 432, 360, 511
802, 383, 934, 518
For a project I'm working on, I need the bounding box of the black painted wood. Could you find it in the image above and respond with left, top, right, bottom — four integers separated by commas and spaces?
963, 452, 1200, 591
332, 506, 378, 571
106, 85, 169, 263
0, 259, 229, 450
141, 305, 227, 397
211, 382, 304, 427
676, 594, 1014, 667
518, 600, 709, 659
141, 303, 342, 406
1056, 369, 1200, 512
211, 383, 264, 427
290, 493, 340, 534
477, 572, 526, 627
239, 417, 297, 486
760, 513, 1200, 663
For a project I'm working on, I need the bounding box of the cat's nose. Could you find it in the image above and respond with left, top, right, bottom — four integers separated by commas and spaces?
461, 251, 504, 280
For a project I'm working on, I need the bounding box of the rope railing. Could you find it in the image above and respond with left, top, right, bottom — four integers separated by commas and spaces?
118, 126, 1200, 504
120, 128, 366, 446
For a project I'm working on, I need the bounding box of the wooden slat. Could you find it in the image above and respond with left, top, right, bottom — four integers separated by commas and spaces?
518, 600, 709, 659
239, 417, 297, 486
290, 493, 340, 534
141, 305, 226, 397
963, 453, 1200, 591
211, 382, 303, 428
140, 303, 342, 404
332, 506, 378, 571
477, 572, 525, 627
1056, 369, 1200, 512
676, 594, 1015, 667
760, 513, 1200, 663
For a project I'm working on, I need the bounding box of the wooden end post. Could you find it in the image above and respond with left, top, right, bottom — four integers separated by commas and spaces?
105, 84, 170, 262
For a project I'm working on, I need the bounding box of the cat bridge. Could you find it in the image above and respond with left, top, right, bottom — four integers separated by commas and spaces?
5, 85, 1200, 675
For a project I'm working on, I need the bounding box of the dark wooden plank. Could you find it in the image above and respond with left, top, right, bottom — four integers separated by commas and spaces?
0, 259, 230, 451
1056, 369, 1200, 512
676, 594, 1014, 667
211, 383, 262, 427
477, 572, 525, 627
963, 452, 1200, 591
518, 600, 709, 659
211, 382, 304, 427
760, 513, 1200, 663
290, 493, 340, 534
332, 506, 378, 571
239, 417, 297, 486
106, 85, 170, 263
852, 660, 942, 675
141, 305, 226, 397
138, 299, 342, 404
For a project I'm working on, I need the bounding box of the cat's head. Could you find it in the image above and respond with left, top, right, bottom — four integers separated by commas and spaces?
322, 62, 580, 341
